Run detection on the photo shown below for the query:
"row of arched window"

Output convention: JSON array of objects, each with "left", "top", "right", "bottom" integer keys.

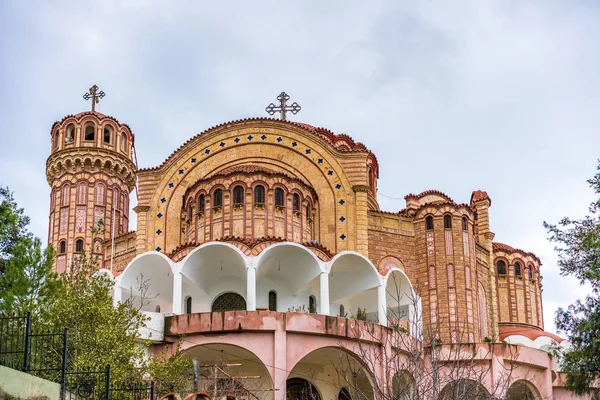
[
  {"left": 54, "top": 123, "right": 129, "bottom": 153},
  {"left": 190, "top": 186, "right": 312, "bottom": 218},
  {"left": 496, "top": 260, "right": 535, "bottom": 280},
  {"left": 57, "top": 239, "right": 84, "bottom": 254},
  {"left": 425, "top": 215, "right": 469, "bottom": 231},
  {"left": 54, "top": 182, "right": 126, "bottom": 210},
  {"left": 183, "top": 291, "right": 318, "bottom": 314}
]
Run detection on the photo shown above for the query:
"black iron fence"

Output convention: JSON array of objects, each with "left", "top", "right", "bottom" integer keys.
[{"left": 0, "top": 313, "right": 155, "bottom": 400}]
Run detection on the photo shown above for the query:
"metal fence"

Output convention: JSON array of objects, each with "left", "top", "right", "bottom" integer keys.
[{"left": 0, "top": 313, "right": 155, "bottom": 400}]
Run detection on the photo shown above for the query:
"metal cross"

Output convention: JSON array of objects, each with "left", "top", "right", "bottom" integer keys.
[
  {"left": 265, "top": 92, "right": 301, "bottom": 121},
  {"left": 83, "top": 85, "right": 106, "bottom": 112}
]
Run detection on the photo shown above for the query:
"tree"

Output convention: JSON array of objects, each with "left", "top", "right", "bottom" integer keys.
[
  {"left": 544, "top": 162, "right": 600, "bottom": 395},
  {"left": 148, "top": 340, "right": 191, "bottom": 395},
  {"left": 0, "top": 237, "right": 60, "bottom": 319},
  {"left": 0, "top": 187, "right": 32, "bottom": 273}
]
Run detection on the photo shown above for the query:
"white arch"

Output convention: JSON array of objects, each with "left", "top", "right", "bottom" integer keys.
[
  {"left": 178, "top": 242, "right": 248, "bottom": 314},
  {"left": 116, "top": 251, "right": 175, "bottom": 313},
  {"left": 94, "top": 268, "right": 115, "bottom": 280},
  {"left": 255, "top": 242, "right": 324, "bottom": 312},
  {"left": 328, "top": 251, "right": 383, "bottom": 323},
  {"left": 384, "top": 268, "right": 421, "bottom": 337}
]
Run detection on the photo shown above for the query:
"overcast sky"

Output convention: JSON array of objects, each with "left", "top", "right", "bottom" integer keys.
[{"left": 1, "top": 1, "right": 599, "bottom": 334}]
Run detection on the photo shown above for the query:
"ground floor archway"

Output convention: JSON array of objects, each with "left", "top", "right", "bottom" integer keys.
[{"left": 506, "top": 380, "right": 540, "bottom": 400}]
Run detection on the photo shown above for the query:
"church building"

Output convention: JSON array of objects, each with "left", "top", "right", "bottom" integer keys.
[{"left": 44, "top": 88, "right": 588, "bottom": 399}]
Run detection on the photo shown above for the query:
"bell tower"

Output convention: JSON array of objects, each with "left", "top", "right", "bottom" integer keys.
[{"left": 46, "top": 86, "right": 137, "bottom": 272}]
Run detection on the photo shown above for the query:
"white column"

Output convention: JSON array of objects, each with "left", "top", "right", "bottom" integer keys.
[
  {"left": 246, "top": 266, "right": 256, "bottom": 311},
  {"left": 112, "top": 285, "right": 122, "bottom": 307},
  {"left": 319, "top": 273, "right": 330, "bottom": 315},
  {"left": 172, "top": 271, "right": 183, "bottom": 314},
  {"left": 378, "top": 284, "right": 387, "bottom": 325}
]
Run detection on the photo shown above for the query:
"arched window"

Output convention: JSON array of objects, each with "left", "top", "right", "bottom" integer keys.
[
  {"left": 84, "top": 123, "right": 95, "bottom": 141},
  {"left": 185, "top": 296, "right": 192, "bottom": 314},
  {"left": 306, "top": 203, "right": 311, "bottom": 220},
  {"left": 309, "top": 295, "right": 316, "bottom": 313},
  {"left": 198, "top": 194, "right": 205, "bottom": 212},
  {"left": 528, "top": 265, "right": 534, "bottom": 280},
  {"left": 76, "top": 182, "right": 88, "bottom": 204},
  {"left": 95, "top": 182, "right": 106, "bottom": 205},
  {"left": 187, "top": 203, "right": 193, "bottom": 221},
  {"left": 120, "top": 133, "right": 127, "bottom": 153},
  {"left": 274, "top": 188, "right": 284, "bottom": 207},
  {"left": 59, "top": 240, "right": 66, "bottom": 254},
  {"left": 103, "top": 126, "right": 112, "bottom": 144},
  {"left": 75, "top": 239, "right": 84, "bottom": 252},
  {"left": 254, "top": 185, "right": 265, "bottom": 205},
  {"left": 61, "top": 184, "right": 71, "bottom": 206},
  {"left": 462, "top": 216, "right": 468, "bottom": 231},
  {"left": 338, "top": 388, "right": 351, "bottom": 400},
  {"left": 339, "top": 304, "right": 345, "bottom": 317},
  {"left": 233, "top": 185, "right": 245, "bottom": 205},
  {"left": 514, "top": 262, "right": 522, "bottom": 276},
  {"left": 268, "top": 291, "right": 277, "bottom": 311},
  {"left": 444, "top": 215, "right": 452, "bottom": 229},
  {"left": 65, "top": 124, "right": 75, "bottom": 143},
  {"left": 155, "top": 305, "right": 161, "bottom": 313},
  {"left": 293, "top": 193, "right": 300, "bottom": 212},
  {"left": 113, "top": 187, "right": 120, "bottom": 210},
  {"left": 496, "top": 260, "right": 507, "bottom": 276},
  {"left": 213, "top": 189, "right": 223, "bottom": 208},
  {"left": 53, "top": 131, "right": 59, "bottom": 150},
  {"left": 286, "top": 378, "right": 321, "bottom": 400},
  {"left": 212, "top": 292, "right": 247, "bottom": 312},
  {"left": 426, "top": 216, "right": 434, "bottom": 230}
]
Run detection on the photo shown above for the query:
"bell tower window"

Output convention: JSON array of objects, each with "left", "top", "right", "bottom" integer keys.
[
  {"left": 65, "top": 124, "right": 75, "bottom": 143},
  {"left": 84, "top": 124, "right": 95, "bottom": 141},
  {"left": 103, "top": 126, "right": 112, "bottom": 144}
]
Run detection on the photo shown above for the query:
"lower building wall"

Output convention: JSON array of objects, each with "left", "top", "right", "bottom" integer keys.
[{"left": 0, "top": 365, "right": 60, "bottom": 400}]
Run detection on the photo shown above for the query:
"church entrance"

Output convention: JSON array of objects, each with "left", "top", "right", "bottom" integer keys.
[{"left": 212, "top": 292, "right": 247, "bottom": 312}]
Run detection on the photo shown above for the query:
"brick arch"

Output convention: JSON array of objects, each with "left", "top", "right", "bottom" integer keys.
[{"left": 144, "top": 122, "right": 360, "bottom": 255}]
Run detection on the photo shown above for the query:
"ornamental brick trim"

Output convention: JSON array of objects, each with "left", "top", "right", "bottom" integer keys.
[{"left": 352, "top": 185, "right": 371, "bottom": 193}]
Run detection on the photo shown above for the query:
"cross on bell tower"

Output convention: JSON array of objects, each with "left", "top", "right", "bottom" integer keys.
[
  {"left": 83, "top": 85, "right": 106, "bottom": 112},
  {"left": 265, "top": 92, "right": 301, "bottom": 121}
]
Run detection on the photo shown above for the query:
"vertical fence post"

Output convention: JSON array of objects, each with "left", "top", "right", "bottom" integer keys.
[
  {"left": 23, "top": 312, "right": 31, "bottom": 372},
  {"left": 60, "top": 328, "right": 68, "bottom": 400},
  {"left": 150, "top": 381, "right": 155, "bottom": 400},
  {"left": 105, "top": 364, "right": 111, "bottom": 400}
]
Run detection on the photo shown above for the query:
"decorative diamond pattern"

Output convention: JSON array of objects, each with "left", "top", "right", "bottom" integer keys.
[
  {"left": 339, "top": 199, "right": 345, "bottom": 205},
  {"left": 305, "top": 149, "right": 311, "bottom": 154},
  {"left": 277, "top": 137, "right": 282, "bottom": 142},
  {"left": 169, "top": 183, "right": 174, "bottom": 188},
  {"left": 179, "top": 169, "right": 184, "bottom": 174},
  {"left": 220, "top": 142, "right": 225, "bottom": 147},
  {"left": 156, "top": 247, "right": 161, "bottom": 252},
  {"left": 157, "top": 213, "right": 163, "bottom": 218},
  {"left": 335, "top": 184, "right": 342, "bottom": 190},
  {"left": 318, "top": 159, "right": 323, "bottom": 164},
  {"left": 328, "top": 170, "right": 333, "bottom": 176},
  {"left": 156, "top": 229, "right": 162, "bottom": 235},
  {"left": 292, "top": 142, "right": 297, "bottom": 147},
  {"left": 247, "top": 135, "right": 253, "bottom": 141},
  {"left": 161, "top": 198, "right": 166, "bottom": 203},
  {"left": 205, "top": 149, "right": 210, "bottom": 154},
  {"left": 340, "top": 234, "right": 346, "bottom": 240},
  {"left": 234, "top": 138, "right": 240, "bottom": 143},
  {"left": 191, "top": 158, "right": 196, "bottom": 163},
  {"left": 261, "top": 135, "right": 267, "bottom": 140},
  {"left": 339, "top": 216, "right": 345, "bottom": 222}
]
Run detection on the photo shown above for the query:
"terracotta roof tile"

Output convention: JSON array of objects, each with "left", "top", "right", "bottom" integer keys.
[
  {"left": 493, "top": 242, "right": 541, "bottom": 264},
  {"left": 470, "top": 190, "right": 491, "bottom": 205}
]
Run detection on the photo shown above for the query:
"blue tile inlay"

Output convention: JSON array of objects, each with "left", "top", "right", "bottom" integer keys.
[
  {"left": 248, "top": 135, "right": 253, "bottom": 141},
  {"left": 157, "top": 213, "right": 163, "bottom": 218},
  {"left": 161, "top": 198, "right": 166, "bottom": 203},
  {"left": 156, "top": 229, "right": 162, "bottom": 235},
  {"left": 327, "top": 170, "right": 333, "bottom": 176},
  {"left": 318, "top": 159, "right": 323, "bottom": 164},
  {"left": 205, "top": 149, "right": 210, "bottom": 154},
  {"left": 220, "top": 142, "right": 225, "bottom": 147},
  {"left": 156, "top": 247, "right": 161, "bottom": 252},
  {"left": 168, "top": 183, "right": 174, "bottom": 188},
  {"left": 339, "top": 199, "right": 345, "bottom": 205},
  {"left": 277, "top": 137, "right": 283, "bottom": 142},
  {"left": 261, "top": 135, "right": 267, "bottom": 140},
  {"left": 335, "top": 184, "right": 341, "bottom": 190},
  {"left": 339, "top": 216, "right": 345, "bottom": 222},
  {"left": 305, "top": 149, "right": 311, "bottom": 154},
  {"left": 191, "top": 158, "right": 196, "bottom": 163},
  {"left": 292, "top": 142, "right": 297, "bottom": 147},
  {"left": 234, "top": 138, "right": 240, "bottom": 143},
  {"left": 178, "top": 169, "right": 184, "bottom": 174},
  {"left": 340, "top": 234, "right": 346, "bottom": 240}
]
